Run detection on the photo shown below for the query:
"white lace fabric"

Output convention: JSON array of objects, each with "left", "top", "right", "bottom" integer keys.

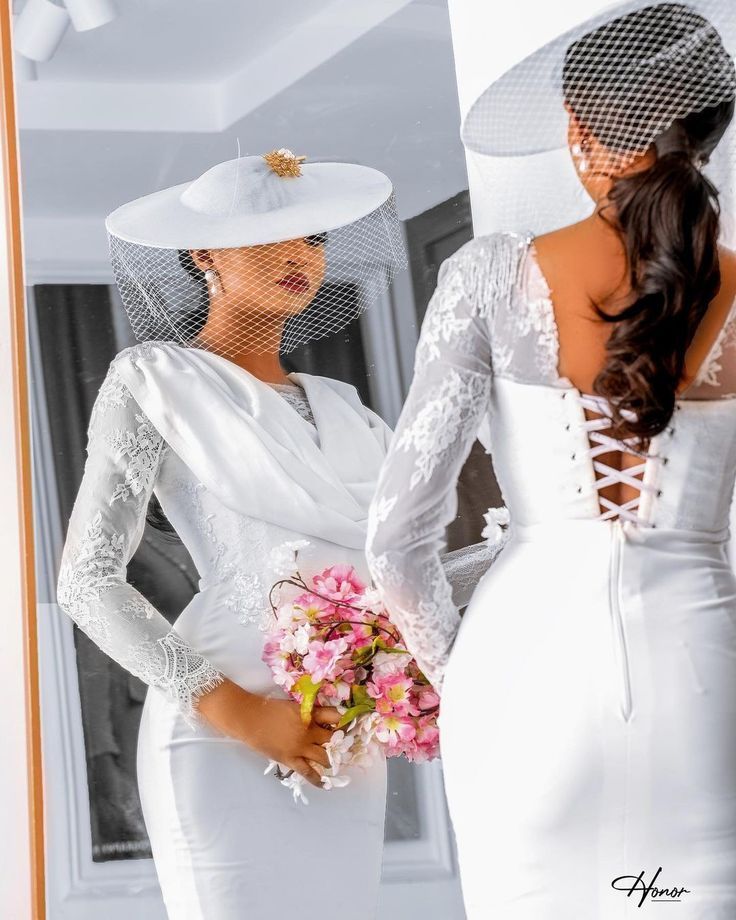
[
  {"left": 269, "top": 382, "right": 316, "bottom": 426},
  {"left": 56, "top": 364, "right": 226, "bottom": 724},
  {"left": 366, "top": 231, "right": 736, "bottom": 692}
]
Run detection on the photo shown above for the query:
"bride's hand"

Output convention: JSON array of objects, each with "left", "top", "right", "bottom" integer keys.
[{"left": 196, "top": 678, "right": 341, "bottom": 787}]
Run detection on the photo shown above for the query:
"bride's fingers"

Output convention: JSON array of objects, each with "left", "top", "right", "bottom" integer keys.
[
  {"left": 292, "top": 757, "right": 323, "bottom": 788},
  {"left": 312, "top": 706, "right": 341, "bottom": 726},
  {"left": 305, "top": 744, "right": 331, "bottom": 769},
  {"left": 308, "top": 724, "right": 334, "bottom": 745}
]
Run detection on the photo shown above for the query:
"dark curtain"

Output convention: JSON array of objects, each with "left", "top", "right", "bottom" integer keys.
[{"left": 35, "top": 284, "right": 197, "bottom": 861}]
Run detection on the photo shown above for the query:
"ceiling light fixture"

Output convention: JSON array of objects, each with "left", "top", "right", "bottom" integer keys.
[
  {"left": 13, "top": 0, "right": 118, "bottom": 62},
  {"left": 63, "top": 0, "right": 117, "bottom": 32},
  {"left": 13, "top": 0, "right": 69, "bottom": 63}
]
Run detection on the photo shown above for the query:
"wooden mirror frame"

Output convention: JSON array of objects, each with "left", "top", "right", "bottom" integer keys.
[{"left": 0, "top": 0, "right": 45, "bottom": 916}]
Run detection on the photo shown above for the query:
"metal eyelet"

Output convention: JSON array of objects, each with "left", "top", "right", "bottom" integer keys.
[
  {"left": 662, "top": 456, "right": 669, "bottom": 465},
  {"left": 565, "top": 423, "right": 570, "bottom": 431},
  {"left": 571, "top": 452, "right": 576, "bottom": 460},
  {"left": 561, "top": 392, "right": 568, "bottom": 399},
  {"left": 576, "top": 486, "right": 583, "bottom": 493},
  {"left": 657, "top": 489, "right": 663, "bottom": 497}
]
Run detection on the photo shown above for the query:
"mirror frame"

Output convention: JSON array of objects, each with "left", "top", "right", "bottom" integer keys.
[{"left": 0, "top": 1, "right": 45, "bottom": 916}]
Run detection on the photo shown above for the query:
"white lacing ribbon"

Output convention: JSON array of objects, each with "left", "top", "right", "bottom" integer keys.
[{"left": 577, "top": 393, "right": 663, "bottom": 526}]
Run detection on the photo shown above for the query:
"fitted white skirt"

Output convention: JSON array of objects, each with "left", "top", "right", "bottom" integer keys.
[
  {"left": 136, "top": 579, "right": 387, "bottom": 920},
  {"left": 438, "top": 518, "right": 736, "bottom": 920}
]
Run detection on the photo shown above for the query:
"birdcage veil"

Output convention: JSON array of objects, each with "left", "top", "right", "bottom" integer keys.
[
  {"left": 105, "top": 150, "right": 407, "bottom": 357},
  {"left": 460, "top": 1, "right": 736, "bottom": 242}
]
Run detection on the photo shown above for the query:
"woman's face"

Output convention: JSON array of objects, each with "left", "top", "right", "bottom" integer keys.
[{"left": 191, "top": 234, "right": 327, "bottom": 319}]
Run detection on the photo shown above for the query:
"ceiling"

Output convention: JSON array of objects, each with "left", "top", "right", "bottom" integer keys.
[{"left": 16, "top": 0, "right": 469, "bottom": 281}]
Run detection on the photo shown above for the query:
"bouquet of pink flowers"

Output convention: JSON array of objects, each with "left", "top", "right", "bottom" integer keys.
[{"left": 262, "top": 561, "right": 440, "bottom": 803}]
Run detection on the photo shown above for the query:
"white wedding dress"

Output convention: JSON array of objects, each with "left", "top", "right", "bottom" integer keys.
[
  {"left": 56, "top": 340, "right": 399, "bottom": 920},
  {"left": 367, "top": 231, "right": 736, "bottom": 919}
]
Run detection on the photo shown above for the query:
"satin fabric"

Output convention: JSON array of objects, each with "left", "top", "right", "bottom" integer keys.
[
  {"left": 438, "top": 379, "right": 736, "bottom": 919},
  {"left": 115, "top": 341, "right": 391, "bottom": 550},
  {"left": 114, "top": 342, "right": 391, "bottom": 919}
]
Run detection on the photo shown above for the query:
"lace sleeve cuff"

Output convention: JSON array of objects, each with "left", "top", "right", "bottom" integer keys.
[{"left": 157, "top": 631, "right": 227, "bottom": 725}]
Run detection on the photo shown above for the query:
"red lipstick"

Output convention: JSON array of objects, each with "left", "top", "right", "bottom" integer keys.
[{"left": 278, "top": 272, "right": 310, "bottom": 294}]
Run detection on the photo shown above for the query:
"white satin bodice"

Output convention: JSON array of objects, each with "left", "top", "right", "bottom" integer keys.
[
  {"left": 488, "top": 377, "right": 736, "bottom": 535},
  {"left": 153, "top": 444, "right": 368, "bottom": 634}
]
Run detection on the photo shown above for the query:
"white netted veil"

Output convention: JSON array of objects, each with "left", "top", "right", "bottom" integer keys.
[
  {"left": 105, "top": 150, "right": 407, "bottom": 357},
  {"left": 460, "top": 1, "right": 736, "bottom": 244}
]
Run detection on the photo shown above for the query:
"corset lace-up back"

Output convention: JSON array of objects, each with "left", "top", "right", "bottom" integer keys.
[
  {"left": 367, "top": 231, "right": 736, "bottom": 691},
  {"left": 574, "top": 391, "right": 666, "bottom": 526}
]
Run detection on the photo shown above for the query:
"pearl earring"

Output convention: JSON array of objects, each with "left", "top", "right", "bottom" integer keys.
[
  {"left": 204, "top": 269, "right": 220, "bottom": 296},
  {"left": 571, "top": 143, "right": 588, "bottom": 173}
]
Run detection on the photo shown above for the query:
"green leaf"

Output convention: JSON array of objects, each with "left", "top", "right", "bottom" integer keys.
[
  {"left": 354, "top": 642, "right": 378, "bottom": 665},
  {"left": 352, "top": 684, "right": 372, "bottom": 707},
  {"left": 293, "top": 674, "right": 323, "bottom": 725},
  {"left": 337, "top": 703, "right": 374, "bottom": 729},
  {"left": 374, "top": 639, "right": 408, "bottom": 654}
]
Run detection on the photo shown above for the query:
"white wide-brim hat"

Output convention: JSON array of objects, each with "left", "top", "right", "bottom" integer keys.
[
  {"left": 458, "top": 1, "right": 736, "bottom": 243},
  {"left": 104, "top": 149, "right": 406, "bottom": 356},
  {"left": 461, "top": 0, "right": 736, "bottom": 158},
  {"left": 105, "top": 151, "right": 394, "bottom": 249}
]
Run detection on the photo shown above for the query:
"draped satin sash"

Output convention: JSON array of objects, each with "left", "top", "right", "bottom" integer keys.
[{"left": 114, "top": 342, "right": 391, "bottom": 549}]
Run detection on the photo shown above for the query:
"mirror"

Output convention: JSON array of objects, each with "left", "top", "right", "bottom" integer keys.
[{"left": 15, "top": 1, "right": 499, "bottom": 916}]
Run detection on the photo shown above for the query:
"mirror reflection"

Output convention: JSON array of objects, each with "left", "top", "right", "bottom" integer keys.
[{"left": 17, "top": 2, "right": 498, "bottom": 916}]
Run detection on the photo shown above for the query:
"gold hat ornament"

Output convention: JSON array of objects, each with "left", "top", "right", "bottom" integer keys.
[{"left": 262, "top": 148, "right": 307, "bottom": 178}]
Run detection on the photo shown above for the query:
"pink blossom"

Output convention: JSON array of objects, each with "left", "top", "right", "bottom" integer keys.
[
  {"left": 371, "top": 649, "right": 411, "bottom": 679},
  {"left": 262, "top": 636, "right": 283, "bottom": 665},
  {"left": 318, "top": 679, "right": 352, "bottom": 703},
  {"left": 279, "top": 624, "right": 312, "bottom": 656},
  {"left": 293, "top": 592, "right": 337, "bottom": 620},
  {"left": 416, "top": 689, "right": 440, "bottom": 711},
  {"left": 312, "top": 564, "right": 366, "bottom": 602},
  {"left": 367, "top": 674, "right": 418, "bottom": 717},
  {"left": 347, "top": 621, "right": 374, "bottom": 645},
  {"left": 302, "top": 637, "right": 350, "bottom": 682},
  {"left": 275, "top": 601, "right": 308, "bottom": 629},
  {"left": 415, "top": 719, "right": 440, "bottom": 748},
  {"left": 271, "top": 662, "right": 298, "bottom": 691},
  {"left": 263, "top": 561, "right": 442, "bottom": 799},
  {"left": 374, "top": 714, "right": 417, "bottom": 746}
]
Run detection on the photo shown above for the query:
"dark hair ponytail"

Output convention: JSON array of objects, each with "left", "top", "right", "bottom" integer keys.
[
  {"left": 146, "top": 493, "right": 178, "bottom": 535},
  {"left": 592, "top": 99, "right": 734, "bottom": 449}
]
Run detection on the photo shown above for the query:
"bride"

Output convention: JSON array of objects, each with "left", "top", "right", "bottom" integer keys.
[
  {"left": 368, "top": 2, "right": 736, "bottom": 916},
  {"left": 56, "top": 148, "right": 407, "bottom": 918}
]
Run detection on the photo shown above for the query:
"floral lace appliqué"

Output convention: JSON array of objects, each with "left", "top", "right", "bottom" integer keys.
[
  {"left": 693, "top": 313, "right": 736, "bottom": 389},
  {"left": 57, "top": 510, "right": 126, "bottom": 641},
  {"left": 395, "top": 369, "right": 490, "bottom": 489},
  {"left": 178, "top": 479, "right": 304, "bottom": 631},
  {"left": 88, "top": 365, "right": 133, "bottom": 435},
  {"left": 108, "top": 413, "right": 164, "bottom": 504}
]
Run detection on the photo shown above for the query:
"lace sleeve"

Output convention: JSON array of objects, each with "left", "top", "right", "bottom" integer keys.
[
  {"left": 56, "top": 361, "right": 226, "bottom": 724},
  {"left": 366, "top": 242, "right": 495, "bottom": 693}
]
